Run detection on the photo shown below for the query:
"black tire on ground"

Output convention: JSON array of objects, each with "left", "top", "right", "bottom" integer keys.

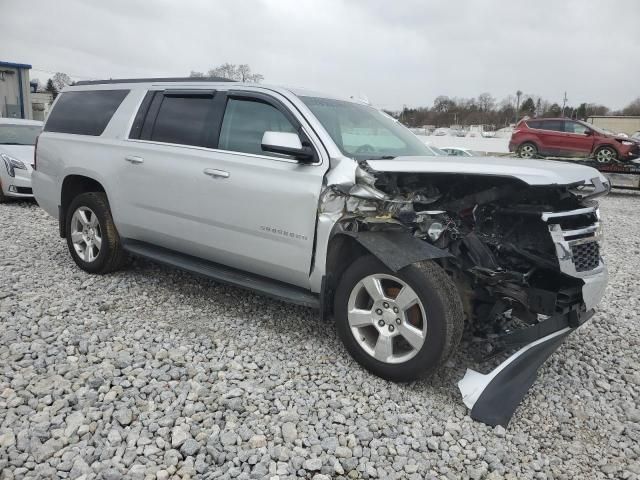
[
  {"left": 333, "top": 255, "right": 464, "bottom": 382},
  {"left": 517, "top": 142, "right": 538, "bottom": 159},
  {"left": 65, "top": 192, "right": 128, "bottom": 274},
  {"left": 0, "top": 187, "right": 7, "bottom": 203},
  {"left": 594, "top": 146, "right": 618, "bottom": 164}
]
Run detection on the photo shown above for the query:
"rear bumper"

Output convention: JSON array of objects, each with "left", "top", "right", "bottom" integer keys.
[{"left": 458, "top": 307, "right": 596, "bottom": 426}]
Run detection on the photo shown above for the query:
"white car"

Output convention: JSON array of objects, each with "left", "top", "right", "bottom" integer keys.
[
  {"left": 423, "top": 144, "right": 449, "bottom": 156},
  {"left": 0, "top": 118, "right": 43, "bottom": 202},
  {"left": 442, "top": 147, "right": 485, "bottom": 157}
]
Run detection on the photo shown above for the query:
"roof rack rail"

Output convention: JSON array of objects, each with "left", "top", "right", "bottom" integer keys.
[{"left": 74, "top": 77, "right": 235, "bottom": 86}]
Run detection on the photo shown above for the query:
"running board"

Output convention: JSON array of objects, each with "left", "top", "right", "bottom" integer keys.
[{"left": 122, "top": 240, "right": 320, "bottom": 308}]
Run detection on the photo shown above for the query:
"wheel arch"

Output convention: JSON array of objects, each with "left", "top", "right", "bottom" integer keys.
[
  {"left": 594, "top": 143, "right": 620, "bottom": 157},
  {"left": 321, "top": 229, "right": 451, "bottom": 318},
  {"left": 59, "top": 175, "right": 107, "bottom": 238},
  {"left": 518, "top": 140, "right": 539, "bottom": 152}
]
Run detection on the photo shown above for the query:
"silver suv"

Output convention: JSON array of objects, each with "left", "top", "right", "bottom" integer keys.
[{"left": 33, "top": 78, "right": 609, "bottom": 425}]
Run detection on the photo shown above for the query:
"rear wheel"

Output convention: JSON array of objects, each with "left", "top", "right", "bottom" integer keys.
[
  {"left": 66, "top": 192, "right": 128, "bottom": 274},
  {"left": 595, "top": 146, "right": 617, "bottom": 164},
  {"left": 334, "top": 255, "right": 464, "bottom": 382},
  {"left": 517, "top": 142, "right": 538, "bottom": 159}
]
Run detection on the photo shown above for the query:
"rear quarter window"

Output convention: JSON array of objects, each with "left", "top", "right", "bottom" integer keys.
[
  {"left": 44, "top": 90, "right": 129, "bottom": 136},
  {"left": 539, "top": 120, "right": 563, "bottom": 132}
]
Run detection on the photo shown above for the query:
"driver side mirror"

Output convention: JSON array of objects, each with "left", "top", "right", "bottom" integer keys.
[
  {"left": 261, "top": 131, "right": 315, "bottom": 163},
  {"left": 584, "top": 129, "right": 593, "bottom": 136}
]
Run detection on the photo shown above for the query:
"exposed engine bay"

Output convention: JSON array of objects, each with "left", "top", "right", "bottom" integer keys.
[{"left": 322, "top": 161, "right": 607, "bottom": 358}]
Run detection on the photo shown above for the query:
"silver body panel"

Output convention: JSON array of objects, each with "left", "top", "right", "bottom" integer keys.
[{"left": 367, "top": 155, "right": 609, "bottom": 186}]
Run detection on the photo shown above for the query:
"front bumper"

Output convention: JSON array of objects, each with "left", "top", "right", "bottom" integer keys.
[
  {"left": 0, "top": 168, "right": 33, "bottom": 198},
  {"left": 458, "top": 306, "right": 597, "bottom": 426}
]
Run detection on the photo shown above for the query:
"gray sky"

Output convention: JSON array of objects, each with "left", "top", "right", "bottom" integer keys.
[{"left": 1, "top": 0, "right": 639, "bottom": 110}]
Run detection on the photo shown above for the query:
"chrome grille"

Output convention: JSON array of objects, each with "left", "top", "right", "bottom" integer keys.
[
  {"left": 542, "top": 206, "right": 603, "bottom": 277},
  {"left": 571, "top": 241, "right": 600, "bottom": 272}
]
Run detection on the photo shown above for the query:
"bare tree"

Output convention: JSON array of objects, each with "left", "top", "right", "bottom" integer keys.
[
  {"left": 45, "top": 79, "right": 58, "bottom": 99},
  {"left": 477, "top": 93, "right": 495, "bottom": 112},
  {"left": 193, "top": 63, "right": 264, "bottom": 82},
  {"left": 51, "top": 72, "right": 72, "bottom": 92},
  {"left": 237, "top": 64, "right": 264, "bottom": 83},
  {"left": 623, "top": 98, "right": 640, "bottom": 116}
]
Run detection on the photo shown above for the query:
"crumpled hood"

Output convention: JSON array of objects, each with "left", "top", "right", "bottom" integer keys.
[
  {"left": 0, "top": 145, "right": 35, "bottom": 168},
  {"left": 366, "top": 156, "right": 607, "bottom": 186}
]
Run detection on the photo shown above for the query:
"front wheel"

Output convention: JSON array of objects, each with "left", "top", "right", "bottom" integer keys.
[
  {"left": 334, "top": 255, "right": 464, "bottom": 382},
  {"left": 594, "top": 146, "right": 618, "bottom": 164}
]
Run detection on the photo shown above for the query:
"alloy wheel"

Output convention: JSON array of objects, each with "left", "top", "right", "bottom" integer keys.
[
  {"left": 596, "top": 148, "right": 615, "bottom": 163},
  {"left": 70, "top": 206, "right": 102, "bottom": 262},
  {"left": 519, "top": 144, "right": 536, "bottom": 158},
  {"left": 347, "top": 274, "right": 427, "bottom": 364}
]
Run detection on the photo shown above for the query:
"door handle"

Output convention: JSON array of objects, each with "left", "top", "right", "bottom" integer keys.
[
  {"left": 203, "top": 168, "right": 230, "bottom": 179},
  {"left": 125, "top": 155, "right": 144, "bottom": 164}
]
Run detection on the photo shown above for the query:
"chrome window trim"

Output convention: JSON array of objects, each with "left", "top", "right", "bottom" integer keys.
[{"left": 125, "top": 137, "right": 324, "bottom": 166}]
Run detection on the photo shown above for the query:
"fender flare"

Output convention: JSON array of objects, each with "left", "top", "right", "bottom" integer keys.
[
  {"left": 335, "top": 229, "right": 451, "bottom": 272},
  {"left": 594, "top": 143, "right": 620, "bottom": 158}
]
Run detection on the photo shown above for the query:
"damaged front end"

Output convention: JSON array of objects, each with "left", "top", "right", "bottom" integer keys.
[{"left": 320, "top": 159, "right": 609, "bottom": 426}]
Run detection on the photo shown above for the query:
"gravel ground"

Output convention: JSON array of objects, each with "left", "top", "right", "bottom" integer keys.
[{"left": 0, "top": 192, "right": 638, "bottom": 480}]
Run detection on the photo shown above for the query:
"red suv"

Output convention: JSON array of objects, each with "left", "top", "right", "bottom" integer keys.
[{"left": 509, "top": 118, "right": 640, "bottom": 163}]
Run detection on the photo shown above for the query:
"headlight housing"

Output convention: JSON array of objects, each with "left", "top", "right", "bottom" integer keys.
[
  {"left": 621, "top": 141, "right": 634, "bottom": 146},
  {"left": 1, "top": 153, "right": 27, "bottom": 177}
]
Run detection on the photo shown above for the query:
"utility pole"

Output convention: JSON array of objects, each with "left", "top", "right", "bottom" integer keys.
[
  {"left": 515, "top": 90, "right": 522, "bottom": 125},
  {"left": 561, "top": 92, "right": 568, "bottom": 117}
]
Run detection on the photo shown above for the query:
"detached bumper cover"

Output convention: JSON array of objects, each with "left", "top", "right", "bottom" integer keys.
[{"left": 458, "top": 263, "right": 606, "bottom": 427}]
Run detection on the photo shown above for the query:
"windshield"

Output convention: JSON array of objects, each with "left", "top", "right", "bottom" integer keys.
[
  {"left": 0, "top": 125, "right": 41, "bottom": 145},
  {"left": 300, "top": 96, "right": 436, "bottom": 159}
]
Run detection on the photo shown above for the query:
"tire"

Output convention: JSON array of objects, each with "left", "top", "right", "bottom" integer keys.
[
  {"left": 334, "top": 255, "right": 464, "bottom": 382},
  {"left": 517, "top": 142, "right": 538, "bottom": 159},
  {"left": 65, "top": 192, "right": 128, "bottom": 274},
  {"left": 0, "top": 186, "right": 8, "bottom": 203},
  {"left": 594, "top": 146, "right": 617, "bottom": 164}
]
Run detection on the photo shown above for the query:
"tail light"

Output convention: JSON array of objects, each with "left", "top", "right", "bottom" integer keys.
[{"left": 33, "top": 134, "right": 39, "bottom": 170}]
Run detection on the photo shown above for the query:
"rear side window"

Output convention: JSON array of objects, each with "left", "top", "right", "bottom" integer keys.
[
  {"left": 44, "top": 90, "right": 129, "bottom": 136},
  {"left": 539, "top": 120, "right": 563, "bottom": 132},
  {"left": 150, "top": 95, "right": 217, "bottom": 147},
  {"left": 218, "top": 98, "right": 297, "bottom": 156}
]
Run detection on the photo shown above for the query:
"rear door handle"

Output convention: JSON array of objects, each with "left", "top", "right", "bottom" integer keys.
[
  {"left": 203, "top": 168, "right": 230, "bottom": 179},
  {"left": 125, "top": 155, "right": 144, "bottom": 164}
]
